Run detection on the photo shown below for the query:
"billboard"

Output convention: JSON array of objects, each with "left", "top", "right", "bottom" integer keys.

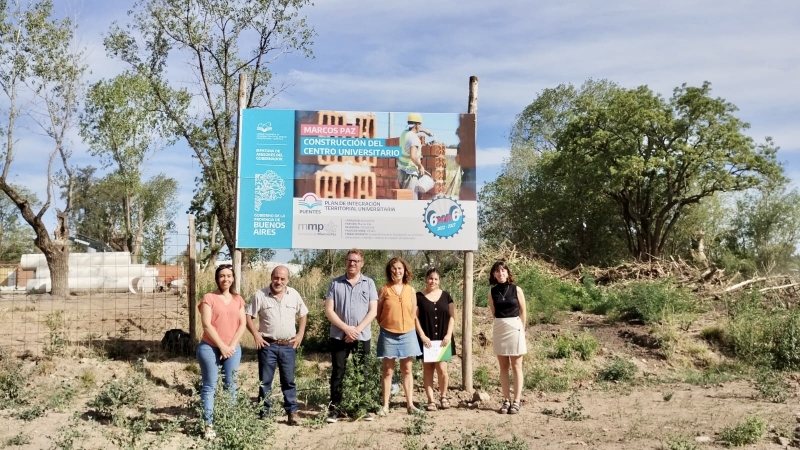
[{"left": 236, "top": 109, "right": 477, "bottom": 250}]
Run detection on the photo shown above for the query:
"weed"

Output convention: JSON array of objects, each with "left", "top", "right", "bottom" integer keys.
[
  {"left": 5, "top": 432, "right": 32, "bottom": 446},
  {"left": 47, "top": 418, "right": 88, "bottom": 450},
  {"left": 474, "top": 365, "right": 493, "bottom": 389},
  {"left": 44, "top": 311, "right": 68, "bottom": 357},
  {"left": 599, "top": 280, "right": 700, "bottom": 325},
  {"left": 13, "top": 404, "right": 44, "bottom": 421},
  {"left": 105, "top": 406, "right": 181, "bottom": 450},
  {"left": 549, "top": 331, "right": 599, "bottom": 360},
  {"left": 753, "top": 369, "right": 789, "bottom": 403},
  {"left": 338, "top": 352, "right": 382, "bottom": 419},
  {"left": 662, "top": 434, "right": 699, "bottom": 450},
  {"left": 662, "top": 391, "right": 674, "bottom": 402},
  {"left": 189, "top": 375, "right": 276, "bottom": 450},
  {"left": 45, "top": 381, "right": 78, "bottom": 411},
  {"left": 86, "top": 371, "right": 147, "bottom": 420},
  {"left": 184, "top": 362, "right": 200, "bottom": 375},
  {"left": 717, "top": 416, "right": 766, "bottom": 446},
  {"left": 303, "top": 403, "right": 329, "bottom": 430},
  {"left": 541, "top": 390, "right": 588, "bottom": 421},
  {"left": 79, "top": 368, "right": 96, "bottom": 389},
  {"left": 0, "top": 354, "right": 28, "bottom": 409},
  {"left": 437, "top": 428, "right": 528, "bottom": 450},
  {"left": 404, "top": 410, "right": 434, "bottom": 436},
  {"left": 524, "top": 365, "right": 573, "bottom": 392},
  {"left": 597, "top": 357, "right": 637, "bottom": 382}
]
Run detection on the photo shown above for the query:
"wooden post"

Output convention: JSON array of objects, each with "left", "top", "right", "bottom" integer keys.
[
  {"left": 462, "top": 75, "right": 478, "bottom": 393},
  {"left": 233, "top": 73, "right": 246, "bottom": 295},
  {"left": 188, "top": 214, "right": 198, "bottom": 345}
]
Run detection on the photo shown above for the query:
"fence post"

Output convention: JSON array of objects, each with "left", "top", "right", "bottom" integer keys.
[
  {"left": 462, "top": 75, "right": 478, "bottom": 393},
  {"left": 188, "top": 214, "right": 198, "bottom": 345}
]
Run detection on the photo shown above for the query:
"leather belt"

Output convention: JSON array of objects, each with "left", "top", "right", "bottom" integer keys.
[{"left": 265, "top": 337, "right": 291, "bottom": 346}]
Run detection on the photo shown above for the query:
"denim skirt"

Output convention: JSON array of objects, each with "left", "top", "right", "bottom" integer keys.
[{"left": 377, "top": 328, "right": 422, "bottom": 359}]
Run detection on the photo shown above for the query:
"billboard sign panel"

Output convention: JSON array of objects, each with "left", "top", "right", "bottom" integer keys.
[{"left": 236, "top": 109, "right": 477, "bottom": 250}]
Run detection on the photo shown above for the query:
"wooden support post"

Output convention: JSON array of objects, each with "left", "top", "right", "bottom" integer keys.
[
  {"left": 188, "top": 214, "right": 198, "bottom": 345},
  {"left": 233, "top": 73, "right": 246, "bottom": 294},
  {"left": 462, "top": 75, "right": 478, "bottom": 393}
]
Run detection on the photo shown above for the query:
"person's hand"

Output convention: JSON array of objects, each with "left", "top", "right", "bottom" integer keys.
[
  {"left": 289, "top": 333, "right": 304, "bottom": 349},
  {"left": 220, "top": 344, "right": 234, "bottom": 359},
  {"left": 346, "top": 325, "right": 360, "bottom": 341},
  {"left": 422, "top": 129, "right": 433, "bottom": 137},
  {"left": 441, "top": 335, "right": 451, "bottom": 348},
  {"left": 253, "top": 334, "right": 268, "bottom": 349},
  {"left": 421, "top": 336, "right": 432, "bottom": 348}
]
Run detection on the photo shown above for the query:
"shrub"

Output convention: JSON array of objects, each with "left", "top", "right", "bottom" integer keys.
[
  {"left": 597, "top": 357, "right": 637, "bottom": 382},
  {"left": 337, "top": 352, "right": 382, "bottom": 419},
  {"left": 753, "top": 369, "right": 789, "bottom": 403},
  {"left": 0, "top": 352, "right": 28, "bottom": 409},
  {"left": 437, "top": 428, "right": 528, "bottom": 450},
  {"left": 717, "top": 416, "right": 766, "bottom": 447},
  {"left": 524, "top": 365, "right": 573, "bottom": 393},
  {"left": 474, "top": 365, "right": 493, "bottom": 389},
  {"left": 549, "top": 331, "right": 599, "bottom": 360},
  {"left": 600, "top": 280, "right": 699, "bottom": 324},
  {"left": 87, "top": 371, "right": 147, "bottom": 420},
  {"left": 301, "top": 305, "right": 330, "bottom": 353},
  {"left": 190, "top": 375, "right": 276, "bottom": 450}
]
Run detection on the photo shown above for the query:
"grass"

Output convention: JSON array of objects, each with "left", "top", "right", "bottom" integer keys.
[
  {"left": 549, "top": 330, "right": 599, "bottom": 360},
  {"left": 717, "top": 416, "right": 766, "bottom": 447},
  {"left": 597, "top": 357, "right": 637, "bottom": 382}
]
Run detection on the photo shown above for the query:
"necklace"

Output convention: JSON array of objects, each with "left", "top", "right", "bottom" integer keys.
[{"left": 498, "top": 284, "right": 511, "bottom": 302}]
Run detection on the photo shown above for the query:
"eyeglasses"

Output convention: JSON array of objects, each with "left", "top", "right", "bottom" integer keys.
[
  {"left": 346, "top": 259, "right": 362, "bottom": 264},
  {"left": 218, "top": 264, "right": 233, "bottom": 269}
]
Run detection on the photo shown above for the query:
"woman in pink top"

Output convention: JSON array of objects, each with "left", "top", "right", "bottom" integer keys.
[{"left": 196, "top": 264, "right": 246, "bottom": 440}]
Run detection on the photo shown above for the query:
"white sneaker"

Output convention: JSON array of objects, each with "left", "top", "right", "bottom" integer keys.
[{"left": 204, "top": 425, "right": 216, "bottom": 440}]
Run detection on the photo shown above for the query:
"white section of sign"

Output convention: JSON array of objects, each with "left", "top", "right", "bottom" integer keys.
[{"left": 292, "top": 199, "right": 478, "bottom": 250}]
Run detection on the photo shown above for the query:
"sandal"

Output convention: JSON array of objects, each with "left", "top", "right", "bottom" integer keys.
[
  {"left": 508, "top": 401, "right": 521, "bottom": 415},
  {"left": 499, "top": 399, "right": 511, "bottom": 414},
  {"left": 440, "top": 397, "right": 451, "bottom": 410},
  {"left": 426, "top": 402, "right": 438, "bottom": 412}
]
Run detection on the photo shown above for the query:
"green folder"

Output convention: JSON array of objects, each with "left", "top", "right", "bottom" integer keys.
[{"left": 423, "top": 340, "right": 452, "bottom": 362}]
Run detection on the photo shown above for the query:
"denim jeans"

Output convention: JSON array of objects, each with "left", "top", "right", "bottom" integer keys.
[
  {"left": 329, "top": 338, "right": 371, "bottom": 408},
  {"left": 196, "top": 341, "right": 242, "bottom": 425},
  {"left": 257, "top": 343, "right": 298, "bottom": 415}
]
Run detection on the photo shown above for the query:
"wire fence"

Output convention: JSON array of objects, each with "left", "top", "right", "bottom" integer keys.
[{"left": 0, "top": 231, "right": 193, "bottom": 357}]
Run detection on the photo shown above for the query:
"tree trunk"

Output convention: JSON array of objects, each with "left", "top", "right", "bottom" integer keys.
[{"left": 49, "top": 210, "right": 71, "bottom": 297}]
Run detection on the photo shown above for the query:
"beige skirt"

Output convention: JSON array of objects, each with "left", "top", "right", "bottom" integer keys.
[{"left": 493, "top": 317, "right": 527, "bottom": 356}]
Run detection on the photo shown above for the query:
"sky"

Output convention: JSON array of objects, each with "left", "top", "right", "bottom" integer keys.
[{"left": 4, "top": 0, "right": 799, "bottom": 263}]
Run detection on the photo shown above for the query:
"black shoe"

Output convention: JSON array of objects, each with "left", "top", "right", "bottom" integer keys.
[
  {"left": 325, "top": 410, "right": 339, "bottom": 423},
  {"left": 287, "top": 412, "right": 298, "bottom": 426},
  {"left": 259, "top": 410, "right": 271, "bottom": 420}
]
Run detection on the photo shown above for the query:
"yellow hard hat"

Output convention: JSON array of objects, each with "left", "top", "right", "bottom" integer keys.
[{"left": 407, "top": 113, "right": 423, "bottom": 124}]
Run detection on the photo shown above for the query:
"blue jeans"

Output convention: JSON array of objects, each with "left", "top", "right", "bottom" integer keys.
[
  {"left": 196, "top": 341, "right": 242, "bottom": 425},
  {"left": 257, "top": 343, "right": 297, "bottom": 415}
]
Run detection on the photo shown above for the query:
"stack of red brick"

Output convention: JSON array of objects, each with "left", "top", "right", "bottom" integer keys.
[{"left": 419, "top": 142, "right": 447, "bottom": 200}]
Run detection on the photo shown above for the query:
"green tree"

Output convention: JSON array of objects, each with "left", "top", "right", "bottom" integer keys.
[
  {"left": 104, "top": 0, "right": 315, "bottom": 262},
  {"left": 0, "top": 186, "right": 39, "bottom": 262},
  {"left": 0, "top": 0, "right": 85, "bottom": 297},
  {"left": 487, "top": 80, "right": 785, "bottom": 264},
  {"left": 719, "top": 182, "right": 800, "bottom": 274},
  {"left": 80, "top": 71, "right": 184, "bottom": 262},
  {"left": 480, "top": 80, "right": 629, "bottom": 266}
]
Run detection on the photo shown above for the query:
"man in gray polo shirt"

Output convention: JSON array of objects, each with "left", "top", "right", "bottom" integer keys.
[
  {"left": 246, "top": 265, "right": 308, "bottom": 425},
  {"left": 324, "top": 248, "right": 378, "bottom": 423}
]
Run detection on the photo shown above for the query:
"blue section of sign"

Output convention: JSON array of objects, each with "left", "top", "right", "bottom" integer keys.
[
  {"left": 423, "top": 197, "right": 465, "bottom": 239},
  {"left": 299, "top": 137, "right": 401, "bottom": 158},
  {"left": 236, "top": 109, "right": 295, "bottom": 249}
]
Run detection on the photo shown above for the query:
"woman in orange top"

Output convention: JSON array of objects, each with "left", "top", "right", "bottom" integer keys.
[
  {"left": 196, "top": 264, "right": 246, "bottom": 440},
  {"left": 376, "top": 257, "right": 421, "bottom": 415}
]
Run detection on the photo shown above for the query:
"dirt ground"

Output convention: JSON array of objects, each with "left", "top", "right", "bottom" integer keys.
[{"left": 1, "top": 292, "right": 798, "bottom": 449}]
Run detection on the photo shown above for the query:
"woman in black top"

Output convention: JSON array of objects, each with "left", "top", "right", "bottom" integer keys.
[
  {"left": 488, "top": 261, "right": 527, "bottom": 415},
  {"left": 415, "top": 268, "right": 455, "bottom": 411}
]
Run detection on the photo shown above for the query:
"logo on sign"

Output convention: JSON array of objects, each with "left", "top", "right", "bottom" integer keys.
[
  {"left": 422, "top": 196, "right": 464, "bottom": 239},
  {"left": 298, "top": 193, "right": 322, "bottom": 209},
  {"left": 297, "top": 221, "right": 338, "bottom": 236},
  {"left": 256, "top": 122, "right": 273, "bottom": 133}
]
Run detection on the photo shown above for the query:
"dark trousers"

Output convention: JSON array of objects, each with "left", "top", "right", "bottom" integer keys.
[
  {"left": 329, "top": 338, "right": 370, "bottom": 408},
  {"left": 257, "top": 344, "right": 297, "bottom": 415}
]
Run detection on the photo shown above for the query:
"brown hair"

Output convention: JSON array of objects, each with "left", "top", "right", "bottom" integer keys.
[
  {"left": 385, "top": 257, "right": 413, "bottom": 284},
  {"left": 214, "top": 264, "right": 238, "bottom": 295},
  {"left": 346, "top": 248, "right": 364, "bottom": 261},
  {"left": 488, "top": 260, "right": 514, "bottom": 285}
]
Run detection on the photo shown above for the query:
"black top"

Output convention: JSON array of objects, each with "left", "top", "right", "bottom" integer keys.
[
  {"left": 416, "top": 290, "right": 456, "bottom": 354},
  {"left": 491, "top": 283, "right": 520, "bottom": 318}
]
